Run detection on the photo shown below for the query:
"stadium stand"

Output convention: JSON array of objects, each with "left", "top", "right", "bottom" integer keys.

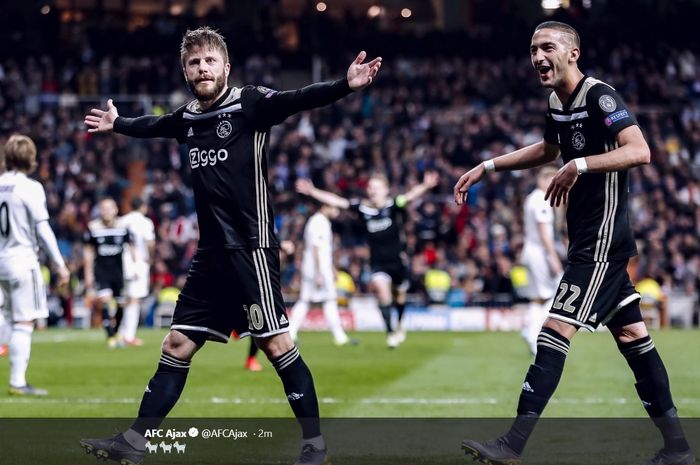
[{"left": 0, "top": 4, "right": 699, "bottom": 327}]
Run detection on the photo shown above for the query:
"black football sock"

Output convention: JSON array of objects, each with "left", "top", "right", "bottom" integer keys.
[
  {"left": 272, "top": 346, "right": 321, "bottom": 439},
  {"left": 379, "top": 304, "right": 393, "bottom": 333},
  {"left": 618, "top": 336, "right": 690, "bottom": 452},
  {"left": 504, "top": 327, "right": 570, "bottom": 455},
  {"left": 131, "top": 353, "right": 191, "bottom": 436},
  {"left": 249, "top": 339, "right": 259, "bottom": 358},
  {"left": 101, "top": 303, "right": 116, "bottom": 338},
  {"left": 395, "top": 302, "right": 406, "bottom": 323},
  {"left": 115, "top": 305, "right": 124, "bottom": 329}
]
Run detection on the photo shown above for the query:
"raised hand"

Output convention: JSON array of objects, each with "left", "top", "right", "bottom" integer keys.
[
  {"left": 85, "top": 99, "right": 119, "bottom": 133},
  {"left": 453, "top": 164, "right": 486, "bottom": 205},
  {"left": 423, "top": 171, "right": 440, "bottom": 188},
  {"left": 295, "top": 178, "right": 316, "bottom": 196},
  {"left": 347, "top": 51, "right": 382, "bottom": 91}
]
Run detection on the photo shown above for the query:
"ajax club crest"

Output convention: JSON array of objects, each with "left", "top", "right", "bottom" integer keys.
[{"left": 216, "top": 120, "right": 232, "bottom": 139}]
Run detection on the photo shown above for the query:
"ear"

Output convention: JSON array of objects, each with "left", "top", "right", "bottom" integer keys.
[
  {"left": 224, "top": 62, "right": 231, "bottom": 80},
  {"left": 569, "top": 47, "right": 580, "bottom": 64}
]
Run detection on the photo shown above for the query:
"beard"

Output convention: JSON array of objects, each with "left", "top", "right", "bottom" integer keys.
[{"left": 187, "top": 72, "right": 227, "bottom": 101}]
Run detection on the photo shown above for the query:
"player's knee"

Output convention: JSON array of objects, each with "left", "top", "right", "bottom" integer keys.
[
  {"left": 612, "top": 321, "right": 648, "bottom": 344},
  {"left": 257, "top": 332, "right": 294, "bottom": 359},
  {"left": 542, "top": 317, "right": 577, "bottom": 341},
  {"left": 161, "top": 330, "right": 199, "bottom": 361}
]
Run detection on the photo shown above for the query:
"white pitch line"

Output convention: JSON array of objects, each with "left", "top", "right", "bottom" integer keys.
[
  {"left": 32, "top": 333, "right": 105, "bottom": 343},
  {"left": 0, "top": 397, "right": 697, "bottom": 406}
]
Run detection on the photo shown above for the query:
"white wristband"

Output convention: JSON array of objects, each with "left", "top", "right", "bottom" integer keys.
[
  {"left": 574, "top": 157, "right": 588, "bottom": 175},
  {"left": 483, "top": 160, "right": 496, "bottom": 173}
]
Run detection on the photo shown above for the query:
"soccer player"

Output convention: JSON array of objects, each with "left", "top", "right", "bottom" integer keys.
[
  {"left": 119, "top": 197, "right": 156, "bottom": 346},
  {"left": 455, "top": 22, "right": 694, "bottom": 465},
  {"left": 0, "top": 135, "right": 70, "bottom": 396},
  {"left": 289, "top": 202, "right": 354, "bottom": 346},
  {"left": 296, "top": 171, "right": 439, "bottom": 348},
  {"left": 520, "top": 166, "right": 562, "bottom": 355},
  {"left": 81, "top": 27, "right": 381, "bottom": 465},
  {"left": 83, "top": 198, "right": 135, "bottom": 348}
]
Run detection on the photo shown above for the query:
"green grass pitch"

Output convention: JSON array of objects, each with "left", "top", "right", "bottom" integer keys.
[{"left": 0, "top": 328, "right": 698, "bottom": 418}]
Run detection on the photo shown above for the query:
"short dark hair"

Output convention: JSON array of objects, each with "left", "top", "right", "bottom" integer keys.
[
  {"left": 535, "top": 21, "right": 580, "bottom": 48},
  {"left": 180, "top": 27, "right": 229, "bottom": 66},
  {"left": 130, "top": 196, "right": 145, "bottom": 211}
]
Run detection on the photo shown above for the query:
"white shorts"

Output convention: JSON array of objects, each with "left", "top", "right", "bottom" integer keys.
[
  {"left": 0, "top": 262, "right": 48, "bottom": 322},
  {"left": 521, "top": 247, "right": 560, "bottom": 301},
  {"left": 299, "top": 273, "right": 337, "bottom": 303},
  {"left": 125, "top": 262, "right": 150, "bottom": 299}
]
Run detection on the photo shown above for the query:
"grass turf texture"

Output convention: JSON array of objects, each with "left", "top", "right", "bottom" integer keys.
[{"left": 0, "top": 328, "right": 698, "bottom": 418}]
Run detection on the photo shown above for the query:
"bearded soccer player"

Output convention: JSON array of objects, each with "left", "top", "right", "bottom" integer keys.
[
  {"left": 80, "top": 27, "right": 381, "bottom": 465},
  {"left": 455, "top": 22, "right": 694, "bottom": 465}
]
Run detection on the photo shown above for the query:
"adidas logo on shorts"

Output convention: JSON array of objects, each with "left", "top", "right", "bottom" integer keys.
[{"left": 279, "top": 314, "right": 288, "bottom": 325}]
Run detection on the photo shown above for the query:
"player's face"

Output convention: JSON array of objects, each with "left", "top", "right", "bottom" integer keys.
[
  {"left": 530, "top": 29, "right": 578, "bottom": 89},
  {"left": 183, "top": 46, "right": 231, "bottom": 102},
  {"left": 367, "top": 178, "right": 389, "bottom": 205},
  {"left": 99, "top": 200, "right": 118, "bottom": 224}
]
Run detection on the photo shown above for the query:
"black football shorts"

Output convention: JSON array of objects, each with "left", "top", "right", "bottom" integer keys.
[
  {"left": 370, "top": 259, "right": 410, "bottom": 292},
  {"left": 95, "top": 277, "right": 124, "bottom": 299},
  {"left": 548, "top": 259, "right": 641, "bottom": 331},
  {"left": 172, "top": 248, "right": 289, "bottom": 342}
]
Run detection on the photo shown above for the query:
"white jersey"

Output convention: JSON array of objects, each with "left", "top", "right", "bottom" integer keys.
[
  {"left": 521, "top": 187, "right": 560, "bottom": 300},
  {"left": 120, "top": 211, "right": 155, "bottom": 263},
  {"left": 523, "top": 188, "right": 554, "bottom": 252},
  {"left": 0, "top": 171, "right": 49, "bottom": 263},
  {"left": 301, "top": 212, "right": 334, "bottom": 278}
]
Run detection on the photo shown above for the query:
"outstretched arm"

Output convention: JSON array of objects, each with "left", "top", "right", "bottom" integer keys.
[
  {"left": 296, "top": 179, "right": 350, "bottom": 210},
  {"left": 85, "top": 99, "right": 181, "bottom": 139},
  {"left": 454, "top": 141, "right": 559, "bottom": 205},
  {"left": 403, "top": 171, "right": 440, "bottom": 204},
  {"left": 244, "top": 51, "right": 382, "bottom": 127}
]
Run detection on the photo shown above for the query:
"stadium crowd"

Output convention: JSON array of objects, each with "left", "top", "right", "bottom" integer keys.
[{"left": 1, "top": 36, "right": 699, "bottom": 313}]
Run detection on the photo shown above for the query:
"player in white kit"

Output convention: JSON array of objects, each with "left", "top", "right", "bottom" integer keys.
[
  {"left": 0, "top": 135, "right": 70, "bottom": 395},
  {"left": 119, "top": 197, "right": 155, "bottom": 346},
  {"left": 289, "top": 203, "right": 353, "bottom": 346},
  {"left": 520, "top": 166, "right": 563, "bottom": 355}
]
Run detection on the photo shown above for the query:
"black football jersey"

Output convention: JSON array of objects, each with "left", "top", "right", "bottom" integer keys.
[
  {"left": 544, "top": 76, "right": 639, "bottom": 263},
  {"left": 113, "top": 79, "right": 352, "bottom": 250},
  {"left": 83, "top": 220, "right": 131, "bottom": 281},
  {"left": 349, "top": 197, "right": 408, "bottom": 267}
]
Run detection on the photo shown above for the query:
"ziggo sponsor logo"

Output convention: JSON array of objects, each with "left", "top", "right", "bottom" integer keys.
[{"left": 190, "top": 148, "right": 229, "bottom": 169}]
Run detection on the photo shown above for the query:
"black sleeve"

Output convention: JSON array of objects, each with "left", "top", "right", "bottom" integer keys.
[
  {"left": 543, "top": 112, "right": 559, "bottom": 145},
  {"left": 586, "top": 84, "right": 638, "bottom": 137},
  {"left": 113, "top": 107, "right": 185, "bottom": 141},
  {"left": 82, "top": 229, "right": 94, "bottom": 245},
  {"left": 241, "top": 79, "right": 353, "bottom": 128},
  {"left": 348, "top": 199, "right": 362, "bottom": 215}
]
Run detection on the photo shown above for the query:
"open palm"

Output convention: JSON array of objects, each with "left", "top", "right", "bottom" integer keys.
[
  {"left": 347, "top": 51, "right": 382, "bottom": 91},
  {"left": 85, "top": 99, "right": 119, "bottom": 133}
]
